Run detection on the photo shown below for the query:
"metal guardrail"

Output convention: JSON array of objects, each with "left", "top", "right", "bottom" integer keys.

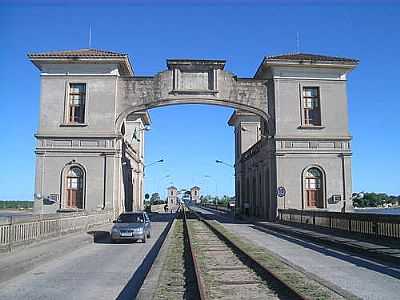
[
  {"left": 278, "top": 209, "right": 400, "bottom": 239},
  {"left": 201, "top": 203, "right": 232, "bottom": 213},
  {"left": 0, "top": 210, "right": 113, "bottom": 252}
]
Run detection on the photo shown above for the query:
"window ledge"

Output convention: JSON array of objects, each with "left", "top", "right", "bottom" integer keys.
[
  {"left": 57, "top": 208, "right": 85, "bottom": 213},
  {"left": 169, "top": 89, "right": 219, "bottom": 95},
  {"left": 297, "top": 125, "right": 325, "bottom": 130},
  {"left": 60, "top": 123, "right": 88, "bottom": 127}
]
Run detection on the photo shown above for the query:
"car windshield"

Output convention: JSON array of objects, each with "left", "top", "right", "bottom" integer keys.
[{"left": 117, "top": 213, "right": 144, "bottom": 223}]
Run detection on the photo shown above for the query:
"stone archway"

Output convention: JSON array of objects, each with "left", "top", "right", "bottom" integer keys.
[{"left": 115, "top": 59, "right": 270, "bottom": 132}]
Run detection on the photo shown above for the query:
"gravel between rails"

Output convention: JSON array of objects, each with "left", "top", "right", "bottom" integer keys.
[
  {"left": 153, "top": 218, "right": 199, "bottom": 300},
  {"left": 188, "top": 218, "right": 291, "bottom": 300}
]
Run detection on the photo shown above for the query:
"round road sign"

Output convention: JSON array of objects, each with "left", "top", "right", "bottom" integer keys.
[{"left": 277, "top": 186, "right": 286, "bottom": 197}]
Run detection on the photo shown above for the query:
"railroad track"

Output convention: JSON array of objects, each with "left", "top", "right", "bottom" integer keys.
[
  {"left": 183, "top": 206, "right": 349, "bottom": 300},
  {"left": 149, "top": 206, "right": 348, "bottom": 299}
]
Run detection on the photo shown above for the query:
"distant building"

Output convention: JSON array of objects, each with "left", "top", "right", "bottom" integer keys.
[
  {"left": 167, "top": 186, "right": 178, "bottom": 207},
  {"left": 191, "top": 186, "right": 201, "bottom": 204}
]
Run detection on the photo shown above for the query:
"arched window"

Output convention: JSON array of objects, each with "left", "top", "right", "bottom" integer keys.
[
  {"left": 305, "top": 167, "right": 324, "bottom": 208},
  {"left": 65, "top": 167, "right": 84, "bottom": 209}
]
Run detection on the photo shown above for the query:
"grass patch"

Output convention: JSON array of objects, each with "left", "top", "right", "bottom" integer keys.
[{"left": 205, "top": 220, "right": 354, "bottom": 300}]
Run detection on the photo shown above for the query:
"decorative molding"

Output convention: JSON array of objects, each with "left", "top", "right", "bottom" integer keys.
[
  {"left": 35, "top": 133, "right": 121, "bottom": 139},
  {"left": 59, "top": 123, "right": 88, "bottom": 127},
  {"left": 297, "top": 125, "right": 325, "bottom": 130},
  {"left": 169, "top": 89, "right": 218, "bottom": 96}
]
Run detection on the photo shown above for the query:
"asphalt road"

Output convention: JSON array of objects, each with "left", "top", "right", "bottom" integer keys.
[
  {"left": 190, "top": 205, "right": 400, "bottom": 300},
  {"left": 0, "top": 212, "right": 174, "bottom": 300}
]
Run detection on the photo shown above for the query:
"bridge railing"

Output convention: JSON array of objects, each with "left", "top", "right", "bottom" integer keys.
[
  {"left": 278, "top": 209, "right": 400, "bottom": 240},
  {"left": 0, "top": 210, "right": 113, "bottom": 252},
  {"left": 201, "top": 203, "right": 232, "bottom": 213}
]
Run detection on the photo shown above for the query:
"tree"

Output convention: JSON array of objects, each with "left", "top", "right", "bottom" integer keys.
[
  {"left": 150, "top": 193, "right": 161, "bottom": 204},
  {"left": 352, "top": 192, "right": 400, "bottom": 208}
]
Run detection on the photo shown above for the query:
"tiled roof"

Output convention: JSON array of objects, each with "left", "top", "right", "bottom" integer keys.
[
  {"left": 28, "top": 48, "right": 127, "bottom": 58},
  {"left": 266, "top": 53, "right": 358, "bottom": 63}
]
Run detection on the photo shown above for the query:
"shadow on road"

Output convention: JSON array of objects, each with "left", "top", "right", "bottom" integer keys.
[
  {"left": 115, "top": 213, "right": 175, "bottom": 300},
  {"left": 251, "top": 225, "right": 400, "bottom": 280},
  {"left": 87, "top": 212, "right": 177, "bottom": 244},
  {"left": 148, "top": 212, "right": 177, "bottom": 223},
  {"left": 193, "top": 206, "right": 400, "bottom": 280}
]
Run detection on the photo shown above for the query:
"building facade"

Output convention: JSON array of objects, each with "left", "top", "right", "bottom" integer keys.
[
  {"left": 167, "top": 186, "right": 178, "bottom": 207},
  {"left": 29, "top": 49, "right": 357, "bottom": 219},
  {"left": 230, "top": 54, "right": 357, "bottom": 219},
  {"left": 190, "top": 186, "right": 201, "bottom": 204}
]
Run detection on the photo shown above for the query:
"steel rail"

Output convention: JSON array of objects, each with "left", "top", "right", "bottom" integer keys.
[
  {"left": 182, "top": 206, "right": 208, "bottom": 300},
  {"left": 187, "top": 206, "right": 311, "bottom": 300}
]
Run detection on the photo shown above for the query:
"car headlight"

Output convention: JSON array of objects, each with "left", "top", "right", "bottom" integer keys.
[{"left": 133, "top": 228, "right": 143, "bottom": 233}]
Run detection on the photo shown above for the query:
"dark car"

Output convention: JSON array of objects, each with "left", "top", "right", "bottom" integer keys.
[{"left": 110, "top": 212, "right": 151, "bottom": 243}]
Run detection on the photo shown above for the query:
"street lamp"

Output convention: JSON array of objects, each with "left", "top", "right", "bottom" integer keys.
[
  {"left": 145, "top": 159, "right": 164, "bottom": 169},
  {"left": 216, "top": 160, "right": 234, "bottom": 168},
  {"left": 204, "top": 175, "right": 218, "bottom": 205},
  {"left": 241, "top": 126, "right": 268, "bottom": 139},
  {"left": 143, "top": 159, "right": 164, "bottom": 177},
  {"left": 131, "top": 126, "right": 151, "bottom": 143}
]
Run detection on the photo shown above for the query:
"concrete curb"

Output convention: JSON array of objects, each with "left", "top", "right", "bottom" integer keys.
[
  {"left": 251, "top": 224, "right": 361, "bottom": 300},
  {"left": 136, "top": 219, "right": 177, "bottom": 300},
  {"left": 203, "top": 205, "right": 400, "bottom": 266},
  {"left": 255, "top": 222, "right": 400, "bottom": 265},
  {"left": 135, "top": 216, "right": 176, "bottom": 300}
]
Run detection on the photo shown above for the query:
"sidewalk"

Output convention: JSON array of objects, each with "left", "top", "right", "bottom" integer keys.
[
  {"left": 0, "top": 224, "right": 112, "bottom": 284},
  {"left": 254, "top": 221, "right": 400, "bottom": 265},
  {"left": 201, "top": 205, "right": 400, "bottom": 265}
]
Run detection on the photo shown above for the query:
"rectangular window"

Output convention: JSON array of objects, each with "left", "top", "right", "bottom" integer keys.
[
  {"left": 68, "top": 83, "right": 86, "bottom": 123},
  {"left": 67, "top": 177, "right": 82, "bottom": 189},
  {"left": 305, "top": 178, "right": 321, "bottom": 189},
  {"left": 303, "top": 87, "right": 321, "bottom": 126}
]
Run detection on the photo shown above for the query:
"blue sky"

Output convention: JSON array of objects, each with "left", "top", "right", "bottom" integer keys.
[{"left": 0, "top": 2, "right": 399, "bottom": 200}]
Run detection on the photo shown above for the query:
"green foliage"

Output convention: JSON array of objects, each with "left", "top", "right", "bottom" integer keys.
[
  {"left": 352, "top": 192, "right": 400, "bottom": 208},
  {"left": 201, "top": 194, "right": 234, "bottom": 205},
  {"left": 0, "top": 201, "right": 34, "bottom": 209},
  {"left": 150, "top": 192, "right": 160, "bottom": 204},
  {"left": 217, "top": 195, "right": 231, "bottom": 206}
]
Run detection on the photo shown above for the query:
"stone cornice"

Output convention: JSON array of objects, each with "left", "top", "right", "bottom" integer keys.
[
  {"left": 35, "top": 133, "right": 121, "bottom": 139},
  {"left": 274, "top": 136, "right": 352, "bottom": 141}
]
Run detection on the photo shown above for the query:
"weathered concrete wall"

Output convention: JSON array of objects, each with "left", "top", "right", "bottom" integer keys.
[
  {"left": 34, "top": 152, "right": 117, "bottom": 214},
  {"left": 116, "top": 71, "right": 268, "bottom": 126},
  {"left": 273, "top": 78, "right": 350, "bottom": 138},
  {"left": 0, "top": 210, "right": 113, "bottom": 253},
  {"left": 38, "top": 75, "right": 118, "bottom": 135}
]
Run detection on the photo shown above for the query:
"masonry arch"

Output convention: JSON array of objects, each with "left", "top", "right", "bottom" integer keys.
[
  {"left": 60, "top": 163, "right": 86, "bottom": 210},
  {"left": 115, "top": 98, "right": 270, "bottom": 134},
  {"left": 302, "top": 165, "right": 326, "bottom": 209}
]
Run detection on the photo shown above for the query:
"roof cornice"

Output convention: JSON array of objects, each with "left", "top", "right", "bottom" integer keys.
[
  {"left": 254, "top": 53, "right": 359, "bottom": 79},
  {"left": 28, "top": 49, "right": 134, "bottom": 76}
]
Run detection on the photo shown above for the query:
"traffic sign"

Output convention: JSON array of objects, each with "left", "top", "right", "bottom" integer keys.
[{"left": 277, "top": 186, "right": 286, "bottom": 197}]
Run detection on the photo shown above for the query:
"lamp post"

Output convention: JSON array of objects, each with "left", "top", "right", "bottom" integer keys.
[
  {"left": 215, "top": 159, "right": 234, "bottom": 168},
  {"left": 143, "top": 159, "right": 164, "bottom": 177},
  {"left": 241, "top": 126, "right": 268, "bottom": 139},
  {"left": 204, "top": 175, "right": 218, "bottom": 205},
  {"left": 162, "top": 175, "right": 172, "bottom": 199},
  {"left": 145, "top": 159, "right": 164, "bottom": 169},
  {"left": 130, "top": 125, "right": 151, "bottom": 143}
]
